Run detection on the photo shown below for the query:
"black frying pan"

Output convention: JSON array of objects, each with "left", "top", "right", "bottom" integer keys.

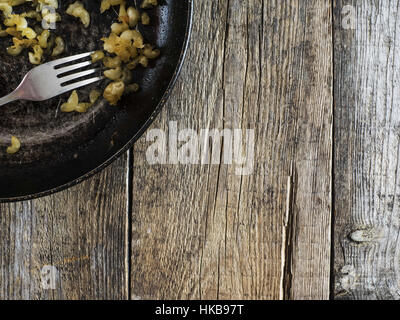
[{"left": 0, "top": 0, "right": 193, "bottom": 202}]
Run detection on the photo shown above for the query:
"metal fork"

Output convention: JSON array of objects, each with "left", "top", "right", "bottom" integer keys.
[{"left": 0, "top": 52, "right": 103, "bottom": 107}]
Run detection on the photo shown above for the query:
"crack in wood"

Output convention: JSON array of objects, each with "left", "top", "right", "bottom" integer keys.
[{"left": 280, "top": 161, "right": 297, "bottom": 300}]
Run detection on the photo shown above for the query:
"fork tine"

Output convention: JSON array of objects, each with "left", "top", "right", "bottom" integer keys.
[
  {"left": 59, "top": 68, "right": 100, "bottom": 85},
  {"left": 48, "top": 51, "right": 93, "bottom": 68},
  {"left": 60, "top": 76, "right": 104, "bottom": 93},
  {"left": 56, "top": 60, "right": 93, "bottom": 75}
]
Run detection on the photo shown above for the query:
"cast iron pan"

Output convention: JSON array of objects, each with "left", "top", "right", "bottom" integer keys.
[{"left": 0, "top": 0, "right": 192, "bottom": 202}]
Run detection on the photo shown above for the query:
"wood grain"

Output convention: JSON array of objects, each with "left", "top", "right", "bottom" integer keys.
[
  {"left": 0, "top": 155, "right": 128, "bottom": 300},
  {"left": 333, "top": 0, "right": 400, "bottom": 299},
  {"left": 0, "top": 0, "right": 338, "bottom": 300},
  {"left": 130, "top": 0, "right": 332, "bottom": 300}
]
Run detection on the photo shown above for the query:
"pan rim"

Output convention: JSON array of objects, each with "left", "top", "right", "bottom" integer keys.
[{"left": 0, "top": 0, "right": 194, "bottom": 203}]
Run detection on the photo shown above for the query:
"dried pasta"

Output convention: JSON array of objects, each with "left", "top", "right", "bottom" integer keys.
[
  {"left": 7, "top": 136, "right": 21, "bottom": 154},
  {"left": 1, "top": 0, "right": 160, "bottom": 151}
]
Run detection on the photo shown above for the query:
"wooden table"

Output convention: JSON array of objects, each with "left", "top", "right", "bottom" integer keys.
[{"left": 0, "top": 0, "right": 399, "bottom": 300}]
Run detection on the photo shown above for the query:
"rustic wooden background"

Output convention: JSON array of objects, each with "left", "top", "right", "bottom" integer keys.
[{"left": 1, "top": 0, "right": 399, "bottom": 300}]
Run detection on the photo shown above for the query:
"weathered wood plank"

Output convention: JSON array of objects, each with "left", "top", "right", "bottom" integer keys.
[
  {"left": 130, "top": 0, "right": 332, "bottom": 300},
  {"left": 0, "top": 155, "right": 128, "bottom": 300},
  {"left": 334, "top": 0, "right": 400, "bottom": 299}
]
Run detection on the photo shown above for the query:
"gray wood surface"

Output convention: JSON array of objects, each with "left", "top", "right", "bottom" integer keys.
[
  {"left": 2, "top": 0, "right": 400, "bottom": 300},
  {"left": 0, "top": 155, "right": 128, "bottom": 299},
  {"left": 333, "top": 0, "right": 400, "bottom": 300},
  {"left": 130, "top": 0, "right": 332, "bottom": 300}
]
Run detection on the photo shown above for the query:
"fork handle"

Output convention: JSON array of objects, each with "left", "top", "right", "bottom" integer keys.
[{"left": 0, "top": 91, "right": 20, "bottom": 107}]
